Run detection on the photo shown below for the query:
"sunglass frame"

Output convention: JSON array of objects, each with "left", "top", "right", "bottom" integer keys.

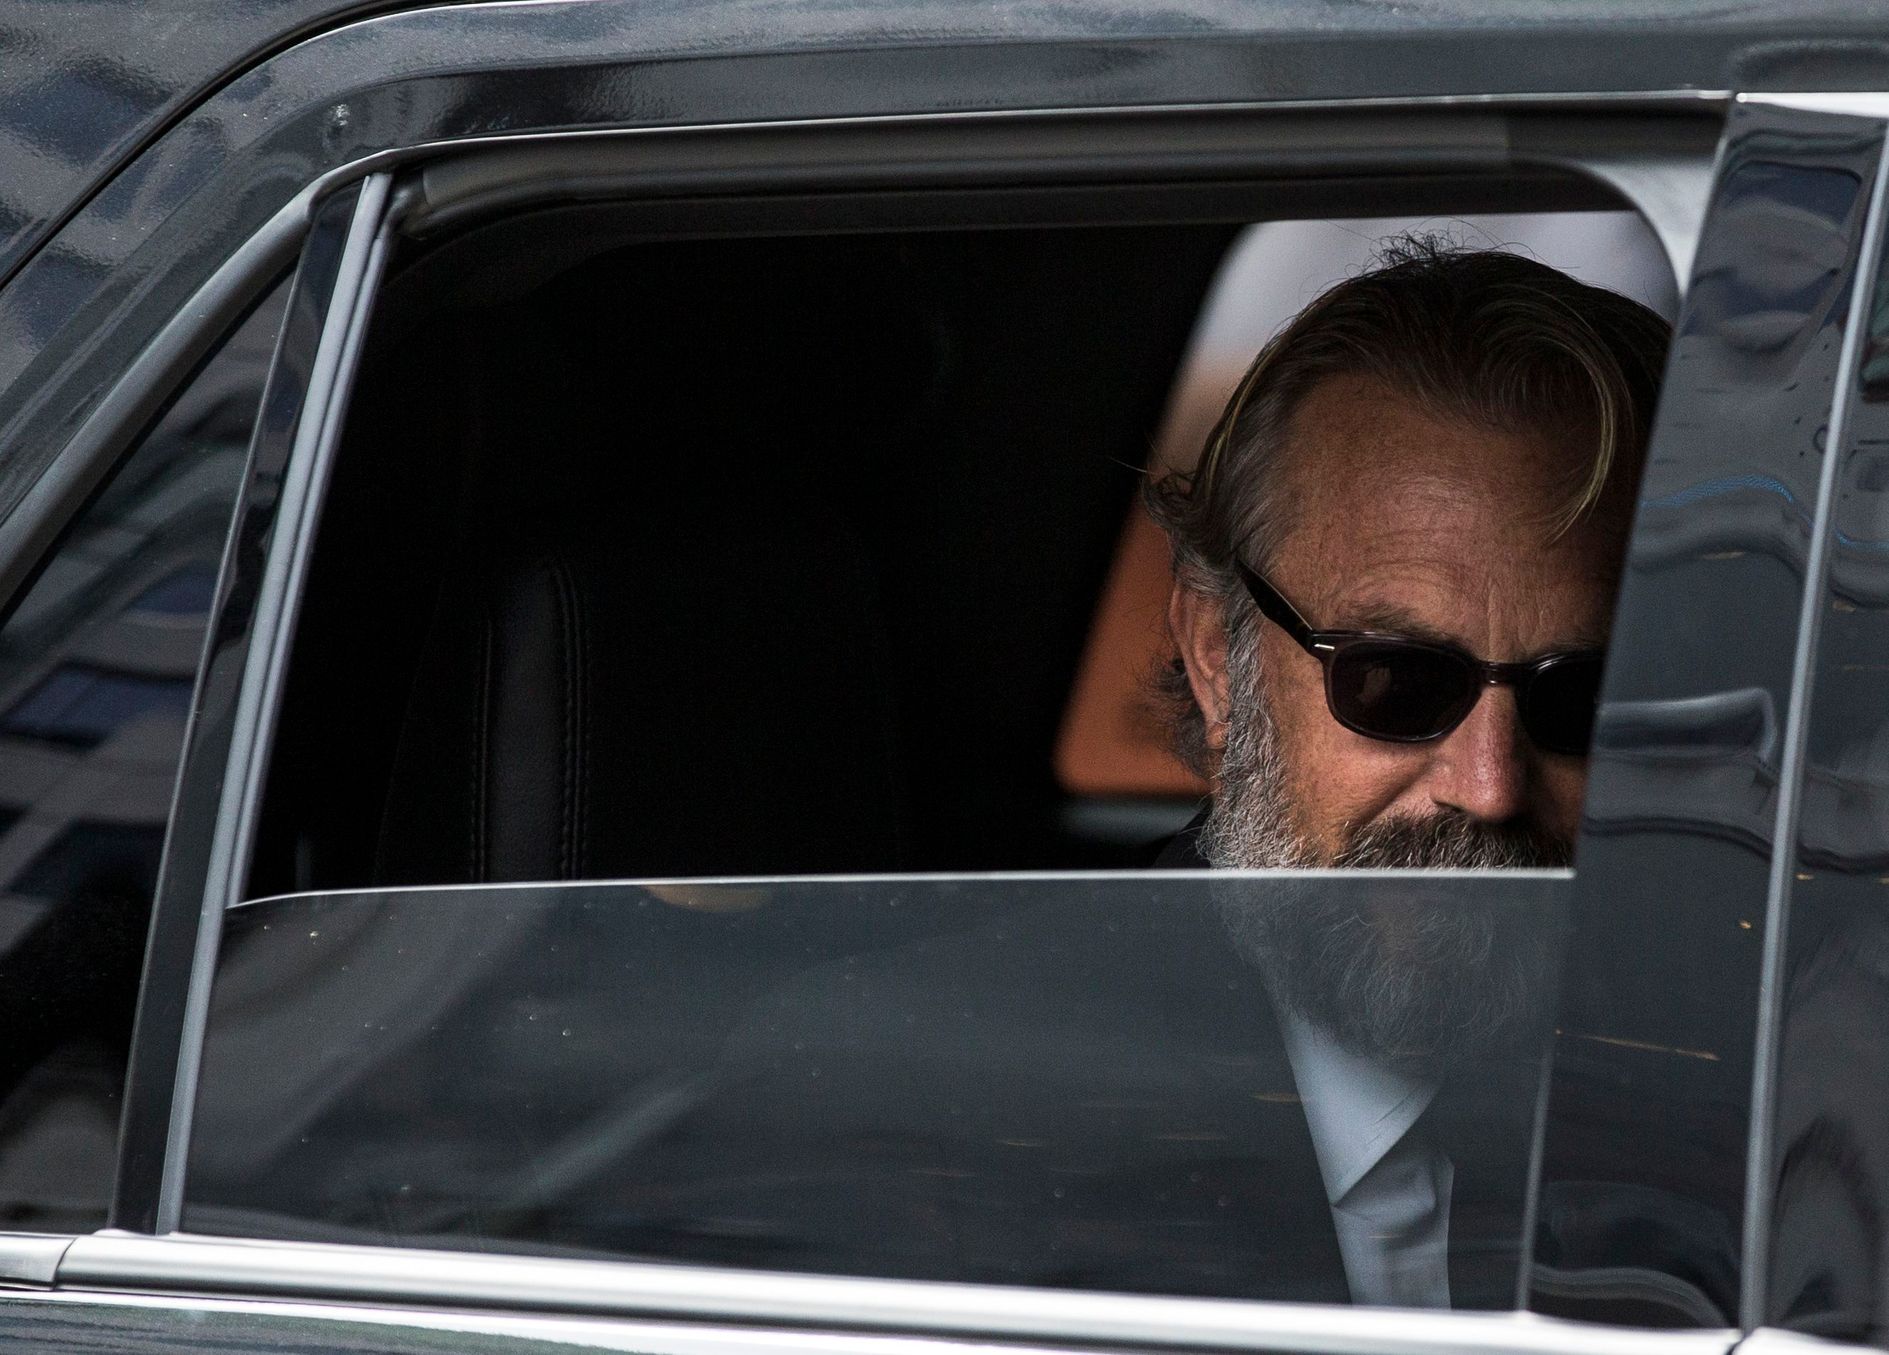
[{"left": 1231, "top": 561, "right": 1604, "bottom": 754}]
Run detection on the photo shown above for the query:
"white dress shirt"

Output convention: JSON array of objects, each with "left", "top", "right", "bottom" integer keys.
[{"left": 1274, "top": 1006, "right": 1454, "bottom": 1308}]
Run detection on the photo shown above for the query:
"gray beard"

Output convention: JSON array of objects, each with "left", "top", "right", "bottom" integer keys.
[{"left": 1200, "top": 631, "right": 1567, "bottom": 1075}]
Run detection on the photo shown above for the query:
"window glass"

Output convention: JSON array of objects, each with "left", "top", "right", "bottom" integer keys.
[
  {"left": 0, "top": 277, "right": 286, "bottom": 1230},
  {"left": 187, "top": 873, "right": 1564, "bottom": 1309}
]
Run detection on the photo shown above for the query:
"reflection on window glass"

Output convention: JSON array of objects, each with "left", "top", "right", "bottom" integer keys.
[
  {"left": 126, "top": 563, "right": 219, "bottom": 619},
  {"left": 0, "top": 277, "right": 287, "bottom": 1231},
  {"left": 189, "top": 874, "right": 1563, "bottom": 1311},
  {"left": 1, "top": 664, "right": 195, "bottom": 749}
]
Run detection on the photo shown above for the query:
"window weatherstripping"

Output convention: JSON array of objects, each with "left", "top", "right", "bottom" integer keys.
[
  {"left": 111, "top": 173, "right": 396, "bottom": 1236},
  {"left": 399, "top": 109, "right": 1718, "bottom": 299},
  {"left": 54, "top": 1230, "right": 1739, "bottom": 1355},
  {"left": 1532, "top": 102, "right": 1889, "bottom": 1330}
]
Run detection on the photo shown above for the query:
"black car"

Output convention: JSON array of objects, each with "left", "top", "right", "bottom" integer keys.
[{"left": 2, "top": 3, "right": 1889, "bottom": 1353}]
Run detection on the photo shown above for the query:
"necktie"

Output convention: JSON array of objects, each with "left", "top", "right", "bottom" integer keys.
[{"left": 1329, "top": 1114, "right": 1454, "bottom": 1308}]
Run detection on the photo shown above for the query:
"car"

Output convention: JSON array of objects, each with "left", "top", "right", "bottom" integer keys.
[{"left": 3, "top": 2, "right": 1889, "bottom": 1353}]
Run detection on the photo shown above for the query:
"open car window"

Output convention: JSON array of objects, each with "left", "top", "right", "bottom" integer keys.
[
  {"left": 246, "top": 206, "right": 1676, "bottom": 891},
  {"left": 159, "top": 152, "right": 1688, "bottom": 1319}
]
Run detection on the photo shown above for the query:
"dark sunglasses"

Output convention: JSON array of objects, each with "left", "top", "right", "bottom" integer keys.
[{"left": 1234, "top": 563, "right": 1604, "bottom": 756}]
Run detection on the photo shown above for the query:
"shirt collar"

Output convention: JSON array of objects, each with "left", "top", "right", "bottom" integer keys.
[{"left": 1272, "top": 1001, "right": 1439, "bottom": 1204}]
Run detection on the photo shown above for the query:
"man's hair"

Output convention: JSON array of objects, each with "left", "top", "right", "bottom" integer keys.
[{"left": 1145, "top": 234, "right": 1673, "bottom": 774}]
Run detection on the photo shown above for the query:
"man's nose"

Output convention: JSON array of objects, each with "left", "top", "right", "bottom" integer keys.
[{"left": 1426, "top": 684, "right": 1529, "bottom": 824}]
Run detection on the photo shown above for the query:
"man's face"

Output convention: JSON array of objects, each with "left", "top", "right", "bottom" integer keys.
[{"left": 1176, "top": 372, "right": 1627, "bottom": 863}]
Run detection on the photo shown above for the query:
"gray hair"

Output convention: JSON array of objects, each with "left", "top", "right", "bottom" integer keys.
[{"left": 1145, "top": 234, "right": 1672, "bottom": 774}]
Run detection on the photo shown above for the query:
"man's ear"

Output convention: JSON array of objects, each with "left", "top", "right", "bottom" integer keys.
[{"left": 1168, "top": 581, "right": 1232, "bottom": 754}]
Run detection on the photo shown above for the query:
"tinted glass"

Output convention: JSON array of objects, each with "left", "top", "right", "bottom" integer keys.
[
  {"left": 1520, "top": 655, "right": 1604, "bottom": 757},
  {"left": 1766, "top": 176, "right": 1889, "bottom": 1343},
  {"left": 1532, "top": 107, "right": 1884, "bottom": 1328},
  {"left": 187, "top": 873, "right": 1563, "bottom": 1309},
  {"left": 1328, "top": 641, "right": 1476, "bottom": 741},
  {"left": 0, "top": 279, "right": 286, "bottom": 1230}
]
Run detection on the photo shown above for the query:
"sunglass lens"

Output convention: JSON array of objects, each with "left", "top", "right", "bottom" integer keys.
[
  {"left": 1522, "top": 654, "right": 1605, "bottom": 755},
  {"left": 1328, "top": 641, "right": 1476, "bottom": 741}
]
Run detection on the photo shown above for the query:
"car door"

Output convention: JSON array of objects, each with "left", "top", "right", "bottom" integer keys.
[{"left": 0, "top": 10, "right": 1884, "bottom": 1355}]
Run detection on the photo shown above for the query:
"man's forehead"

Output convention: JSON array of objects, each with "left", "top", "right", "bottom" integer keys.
[
  {"left": 1266, "top": 379, "right": 1622, "bottom": 652},
  {"left": 1277, "top": 373, "right": 1587, "bottom": 511}
]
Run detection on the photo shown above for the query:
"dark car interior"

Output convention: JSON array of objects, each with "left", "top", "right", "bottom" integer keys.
[
  {"left": 245, "top": 162, "right": 1650, "bottom": 897},
  {"left": 249, "top": 216, "right": 1234, "bottom": 895}
]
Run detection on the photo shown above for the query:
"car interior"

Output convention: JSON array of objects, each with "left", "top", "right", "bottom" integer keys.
[{"left": 242, "top": 161, "right": 1679, "bottom": 897}]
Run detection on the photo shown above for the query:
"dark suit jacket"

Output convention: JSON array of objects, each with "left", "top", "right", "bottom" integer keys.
[{"left": 603, "top": 833, "right": 1539, "bottom": 1306}]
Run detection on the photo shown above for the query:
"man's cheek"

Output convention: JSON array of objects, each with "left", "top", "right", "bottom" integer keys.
[
  {"left": 1302, "top": 738, "right": 1434, "bottom": 854},
  {"left": 1268, "top": 710, "right": 1372, "bottom": 851}
]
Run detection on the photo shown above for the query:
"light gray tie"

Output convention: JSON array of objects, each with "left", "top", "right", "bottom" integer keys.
[{"left": 1329, "top": 1119, "right": 1454, "bottom": 1308}]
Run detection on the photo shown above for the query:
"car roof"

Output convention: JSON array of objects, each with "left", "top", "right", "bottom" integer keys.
[{"left": 3, "top": 0, "right": 1887, "bottom": 289}]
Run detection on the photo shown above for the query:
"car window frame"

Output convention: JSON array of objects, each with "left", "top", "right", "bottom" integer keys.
[
  {"left": 89, "top": 98, "right": 1727, "bottom": 1236},
  {"left": 108, "top": 173, "right": 396, "bottom": 1235}
]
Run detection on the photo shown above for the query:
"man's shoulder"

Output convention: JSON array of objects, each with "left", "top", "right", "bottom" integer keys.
[{"left": 1150, "top": 806, "right": 1212, "bottom": 868}]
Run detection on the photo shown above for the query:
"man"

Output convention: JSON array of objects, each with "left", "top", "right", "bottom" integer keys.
[
  {"left": 1142, "top": 237, "right": 1670, "bottom": 1306},
  {"left": 595, "top": 239, "right": 1669, "bottom": 1312},
  {"left": 1149, "top": 237, "right": 1667, "bottom": 872}
]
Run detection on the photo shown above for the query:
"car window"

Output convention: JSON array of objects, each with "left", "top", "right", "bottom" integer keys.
[
  {"left": 247, "top": 208, "right": 1675, "bottom": 893},
  {"left": 0, "top": 276, "right": 286, "bottom": 1230},
  {"left": 173, "top": 165, "right": 1713, "bottom": 1319}
]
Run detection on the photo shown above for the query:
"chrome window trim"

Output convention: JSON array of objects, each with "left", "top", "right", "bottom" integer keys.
[
  {"left": 58, "top": 1232, "right": 1736, "bottom": 1355},
  {"left": 1739, "top": 93, "right": 1889, "bottom": 119},
  {"left": 0, "top": 1234, "right": 72, "bottom": 1289},
  {"left": 1737, "top": 123, "right": 1889, "bottom": 1334},
  {"left": 1735, "top": 1329, "right": 1878, "bottom": 1355},
  {"left": 230, "top": 865, "right": 1574, "bottom": 908}
]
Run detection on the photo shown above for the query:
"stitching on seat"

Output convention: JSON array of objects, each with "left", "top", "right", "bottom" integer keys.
[
  {"left": 574, "top": 569, "right": 592, "bottom": 878},
  {"left": 471, "top": 611, "right": 493, "bottom": 882},
  {"left": 553, "top": 559, "right": 580, "bottom": 880}
]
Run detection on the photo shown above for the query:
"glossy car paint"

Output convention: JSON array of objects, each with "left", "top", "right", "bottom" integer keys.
[
  {"left": 1533, "top": 100, "right": 1888, "bottom": 1329},
  {"left": 3, "top": 0, "right": 1889, "bottom": 289},
  {"left": 1764, "top": 130, "right": 1889, "bottom": 1342},
  {"left": 115, "top": 179, "right": 390, "bottom": 1234}
]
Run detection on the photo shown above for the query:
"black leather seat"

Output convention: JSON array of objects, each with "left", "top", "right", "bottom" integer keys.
[{"left": 373, "top": 474, "right": 909, "bottom": 884}]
